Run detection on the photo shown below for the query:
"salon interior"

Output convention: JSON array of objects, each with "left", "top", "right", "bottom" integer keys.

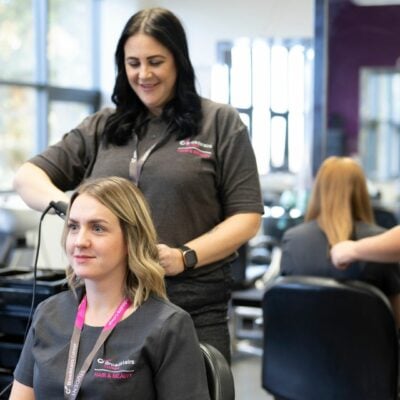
[{"left": 1, "top": 0, "right": 400, "bottom": 399}]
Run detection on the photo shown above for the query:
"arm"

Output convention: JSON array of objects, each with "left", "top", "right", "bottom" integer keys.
[
  {"left": 9, "top": 380, "right": 35, "bottom": 400},
  {"left": 155, "top": 312, "right": 211, "bottom": 400},
  {"left": 331, "top": 226, "right": 400, "bottom": 268},
  {"left": 13, "top": 162, "right": 69, "bottom": 212},
  {"left": 157, "top": 212, "right": 261, "bottom": 276},
  {"left": 158, "top": 104, "right": 262, "bottom": 275}
]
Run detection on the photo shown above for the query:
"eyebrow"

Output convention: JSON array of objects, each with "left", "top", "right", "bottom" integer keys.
[
  {"left": 68, "top": 217, "right": 110, "bottom": 225},
  {"left": 125, "top": 55, "right": 166, "bottom": 61}
]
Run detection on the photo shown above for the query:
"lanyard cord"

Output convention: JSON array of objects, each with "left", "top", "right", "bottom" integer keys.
[
  {"left": 129, "top": 121, "right": 172, "bottom": 185},
  {"left": 64, "top": 296, "right": 132, "bottom": 400}
]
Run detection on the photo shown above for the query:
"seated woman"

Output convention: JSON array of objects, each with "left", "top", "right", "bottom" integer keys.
[
  {"left": 10, "top": 176, "right": 210, "bottom": 400},
  {"left": 280, "top": 156, "right": 400, "bottom": 328}
]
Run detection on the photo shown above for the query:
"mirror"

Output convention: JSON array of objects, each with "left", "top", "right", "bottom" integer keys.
[{"left": 315, "top": 0, "right": 400, "bottom": 209}]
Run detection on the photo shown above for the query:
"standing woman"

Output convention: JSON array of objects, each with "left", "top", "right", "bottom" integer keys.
[
  {"left": 13, "top": 8, "right": 263, "bottom": 362},
  {"left": 9, "top": 177, "right": 210, "bottom": 400}
]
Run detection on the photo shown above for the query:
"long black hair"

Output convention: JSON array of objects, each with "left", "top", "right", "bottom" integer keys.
[{"left": 103, "top": 8, "right": 202, "bottom": 145}]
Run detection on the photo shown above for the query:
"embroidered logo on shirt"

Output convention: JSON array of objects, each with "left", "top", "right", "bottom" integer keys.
[
  {"left": 177, "top": 139, "right": 212, "bottom": 158},
  {"left": 93, "top": 358, "right": 135, "bottom": 380}
]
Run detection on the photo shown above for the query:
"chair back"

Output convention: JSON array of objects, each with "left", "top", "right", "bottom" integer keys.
[
  {"left": 200, "top": 342, "right": 235, "bottom": 400},
  {"left": 262, "top": 276, "right": 399, "bottom": 400}
]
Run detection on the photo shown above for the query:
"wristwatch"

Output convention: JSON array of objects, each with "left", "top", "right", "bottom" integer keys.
[{"left": 179, "top": 245, "right": 198, "bottom": 270}]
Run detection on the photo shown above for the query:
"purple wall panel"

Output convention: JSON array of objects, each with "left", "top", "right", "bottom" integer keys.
[{"left": 328, "top": 1, "right": 400, "bottom": 153}]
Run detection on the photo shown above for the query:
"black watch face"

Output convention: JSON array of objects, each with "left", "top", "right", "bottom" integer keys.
[{"left": 184, "top": 250, "right": 197, "bottom": 269}]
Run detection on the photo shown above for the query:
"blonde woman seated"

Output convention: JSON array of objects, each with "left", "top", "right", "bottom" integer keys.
[
  {"left": 10, "top": 177, "right": 210, "bottom": 400},
  {"left": 280, "top": 156, "right": 400, "bottom": 328}
]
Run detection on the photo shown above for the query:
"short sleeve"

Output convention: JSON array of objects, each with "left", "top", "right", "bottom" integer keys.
[
  {"left": 13, "top": 316, "right": 36, "bottom": 387},
  {"left": 29, "top": 108, "right": 113, "bottom": 191},
  {"left": 153, "top": 310, "right": 211, "bottom": 400},
  {"left": 215, "top": 108, "right": 264, "bottom": 216}
]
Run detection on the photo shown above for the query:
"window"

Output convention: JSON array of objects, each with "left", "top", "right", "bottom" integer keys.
[
  {"left": 0, "top": 0, "right": 101, "bottom": 190},
  {"left": 359, "top": 68, "right": 400, "bottom": 181},
  {"left": 212, "top": 38, "right": 314, "bottom": 175}
]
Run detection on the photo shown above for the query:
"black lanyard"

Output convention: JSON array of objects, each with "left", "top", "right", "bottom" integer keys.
[{"left": 64, "top": 296, "right": 132, "bottom": 400}]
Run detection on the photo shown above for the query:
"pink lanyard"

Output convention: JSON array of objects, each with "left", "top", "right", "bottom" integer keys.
[{"left": 64, "top": 295, "right": 132, "bottom": 400}]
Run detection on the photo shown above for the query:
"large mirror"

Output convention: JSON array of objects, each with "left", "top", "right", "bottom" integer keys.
[{"left": 315, "top": 0, "right": 400, "bottom": 211}]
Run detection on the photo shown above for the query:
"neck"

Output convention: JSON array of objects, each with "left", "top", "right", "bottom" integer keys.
[{"left": 83, "top": 281, "right": 127, "bottom": 327}]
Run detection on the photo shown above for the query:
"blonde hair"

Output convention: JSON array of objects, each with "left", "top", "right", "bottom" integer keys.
[
  {"left": 62, "top": 176, "right": 166, "bottom": 308},
  {"left": 305, "top": 156, "right": 374, "bottom": 246}
]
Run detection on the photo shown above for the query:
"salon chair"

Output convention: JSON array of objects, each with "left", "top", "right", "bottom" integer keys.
[
  {"left": 200, "top": 342, "right": 235, "bottom": 400},
  {"left": 373, "top": 204, "right": 398, "bottom": 229},
  {"left": 262, "top": 276, "right": 399, "bottom": 400}
]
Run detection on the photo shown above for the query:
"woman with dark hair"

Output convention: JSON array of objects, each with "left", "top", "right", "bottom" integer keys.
[
  {"left": 13, "top": 7, "right": 263, "bottom": 363},
  {"left": 9, "top": 177, "right": 210, "bottom": 400},
  {"left": 280, "top": 156, "right": 400, "bottom": 327}
]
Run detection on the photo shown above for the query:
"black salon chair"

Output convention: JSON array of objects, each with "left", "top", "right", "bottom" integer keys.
[
  {"left": 200, "top": 342, "right": 235, "bottom": 400},
  {"left": 262, "top": 276, "right": 399, "bottom": 400}
]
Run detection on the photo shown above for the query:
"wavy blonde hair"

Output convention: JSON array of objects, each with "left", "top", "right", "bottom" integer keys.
[
  {"left": 305, "top": 156, "right": 374, "bottom": 246},
  {"left": 62, "top": 176, "right": 166, "bottom": 308}
]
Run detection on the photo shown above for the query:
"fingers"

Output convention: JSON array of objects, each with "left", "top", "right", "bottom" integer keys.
[{"left": 336, "top": 262, "right": 350, "bottom": 270}]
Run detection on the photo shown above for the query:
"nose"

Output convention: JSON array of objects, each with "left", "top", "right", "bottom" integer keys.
[
  {"left": 138, "top": 65, "right": 152, "bottom": 80},
  {"left": 74, "top": 228, "right": 90, "bottom": 248}
]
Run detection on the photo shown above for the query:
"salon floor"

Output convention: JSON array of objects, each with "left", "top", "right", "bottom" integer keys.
[
  {"left": 231, "top": 349, "right": 274, "bottom": 400},
  {"left": 230, "top": 264, "right": 275, "bottom": 399}
]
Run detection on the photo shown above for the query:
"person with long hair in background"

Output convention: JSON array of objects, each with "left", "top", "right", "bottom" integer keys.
[{"left": 280, "top": 156, "right": 400, "bottom": 327}]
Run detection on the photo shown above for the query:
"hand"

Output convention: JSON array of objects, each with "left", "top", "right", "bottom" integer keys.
[
  {"left": 157, "top": 244, "right": 185, "bottom": 276},
  {"left": 330, "top": 240, "right": 357, "bottom": 269}
]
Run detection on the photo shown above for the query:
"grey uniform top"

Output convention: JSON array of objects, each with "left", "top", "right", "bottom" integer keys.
[
  {"left": 14, "top": 290, "right": 211, "bottom": 400},
  {"left": 281, "top": 220, "right": 400, "bottom": 296},
  {"left": 29, "top": 98, "right": 264, "bottom": 321}
]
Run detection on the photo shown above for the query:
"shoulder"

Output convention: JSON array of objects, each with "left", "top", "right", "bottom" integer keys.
[
  {"left": 146, "top": 295, "right": 190, "bottom": 317},
  {"left": 200, "top": 98, "right": 242, "bottom": 123},
  {"left": 34, "top": 290, "right": 79, "bottom": 321},
  {"left": 78, "top": 107, "right": 115, "bottom": 129},
  {"left": 198, "top": 98, "right": 250, "bottom": 148},
  {"left": 142, "top": 295, "right": 193, "bottom": 327},
  {"left": 283, "top": 220, "right": 319, "bottom": 241},
  {"left": 354, "top": 221, "right": 386, "bottom": 239}
]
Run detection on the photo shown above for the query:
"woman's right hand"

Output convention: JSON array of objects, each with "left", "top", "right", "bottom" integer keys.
[
  {"left": 13, "top": 162, "right": 69, "bottom": 212},
  {"left": 330, "top": 240, "right": 357, "bottom": 269}
]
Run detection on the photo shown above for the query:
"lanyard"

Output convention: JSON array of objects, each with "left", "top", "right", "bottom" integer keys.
[
  {"left": 64, "top": 295, "right": 132, "bottom": 400},
  {"left": 129, "top": 121, "right": 172, "bottom": 185}
]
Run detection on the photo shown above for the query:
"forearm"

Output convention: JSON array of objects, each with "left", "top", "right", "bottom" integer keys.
[
  {"left": 13, "top": 162, "right": 69, "bottom": 212},
  {"left": 157, "top": 213, "right": 261, "bottom": 276},
  {"left": 352, "top": 226, "right": 400, "bottom": 262},
  {"left": 9, "top": 380, "right": 35, "bottom": 400},
  {"left": 331, "top": 225, "right": 400, "bottom": 267},
  {"left": 187, "top": 212, "right": 261, "bottom": 267}
]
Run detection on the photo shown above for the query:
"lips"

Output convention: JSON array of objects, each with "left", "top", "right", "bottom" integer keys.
[
  {"left": 138, "top": 82, "right": 159, "bottom": 92},
  {"left": 73, "top": 254, "right": 95, "bottom": 263}
]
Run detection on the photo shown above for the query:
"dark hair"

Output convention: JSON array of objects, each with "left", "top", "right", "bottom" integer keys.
[{"left": 103, "top": 7, "right": 202, "bottom": 145}]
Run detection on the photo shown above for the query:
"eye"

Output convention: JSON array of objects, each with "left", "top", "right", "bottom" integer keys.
[
  {"left": 67, "top": 222, "right": 79, "bottom": 232},
  {"left": 93, "top": 224, "right": 105, "bottom": 233},
  {"left": 149, "top": 60, "right": 163, "bottom": 66},
  {"left": 126, "top": 60, "right": 140, "bottom": 68}
]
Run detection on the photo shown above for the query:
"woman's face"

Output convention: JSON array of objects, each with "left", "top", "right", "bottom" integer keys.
[
  {"left": 124, "top": 33, "right": 177, "bottom": 116},
  {"left": 66, "top": 194, "right": 128, "bottom": 284}
]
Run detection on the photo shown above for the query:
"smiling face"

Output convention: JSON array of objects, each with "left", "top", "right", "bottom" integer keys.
[
  {"left": 66, "top": 194, "right": 128, "bottom": 284},
  {"left": 124, "top": 33, "right": 177, "bottom": 116}
]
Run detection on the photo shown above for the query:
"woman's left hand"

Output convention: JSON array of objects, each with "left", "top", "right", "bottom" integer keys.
[{"left": 157, "top": 244, "right": 185, "bottom": 276}]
